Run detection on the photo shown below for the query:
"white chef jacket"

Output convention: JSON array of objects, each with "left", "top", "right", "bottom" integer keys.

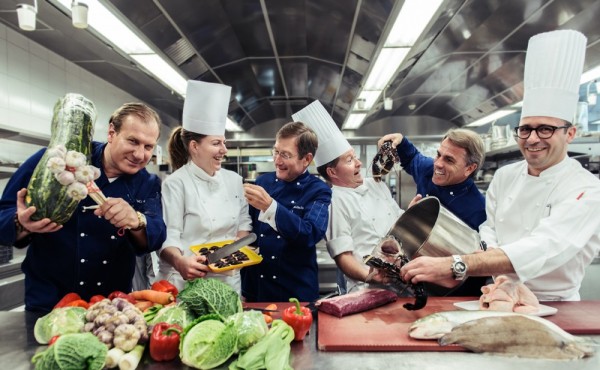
[
  {"left": 326, "top": 178, "right": 403, "bottom": 293},
  {"left": 157, "top": 162, "right": 252, "bottom": 293},
  {"left": 479, "top": 156, "right": 600, "bottom": 301}
]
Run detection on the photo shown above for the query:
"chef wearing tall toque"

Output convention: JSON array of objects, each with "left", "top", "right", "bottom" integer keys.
[
  {"left": 157, "top": 81, "right": 252, "bottom": 293},
  {"left": 294, "top": 100, "right": 405, "bottom": 294},
  {"left": 400, "top": 29, "right": 600, "bottom": 301}
]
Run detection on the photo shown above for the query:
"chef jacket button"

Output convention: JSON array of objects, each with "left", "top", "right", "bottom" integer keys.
[
  {"left": 260, "top": 234, "right": 264, "bottom": 237},
  {"left": 80, "top": 233, "right": 85, "bottom": 237},
  {"left": 97, "top": 282, "right": 102, "bottom": 286},
  {"left": 80, "top": 259, "right": 85, "bottom": 263},
  {"left": 450, "top": 191, "right": 454, "bottom": 196},
  {"left": 525, "top": 227, "right": 530, "bottom": 231},
  {"left": 276, "top": 235, "right": 281, "bottom": 239},
  {"left": 275, "top": 179, "right": 279, "bottom": 182},
  {"left": 296, "top": 182, "right": 300, "bottom": 186},
  {"left": 273, "top": 275, "right": 277, "bottom": 279},
  {"left": 79, "top": 281, "right": 84, "bottom": 285},
  {"left": 291, "top": 200, "right": 295, "bottom": 204},
  {"left": 260, "top": 274, "right": 264, "bottom": 278},
  {"left": 535, "top": 203, "right": 540, "bottom": 207},
  {"left": 103, "top": 260, "right": 108, "bottom": 264},
  {"left": 499, "top": 219, "right": 504, "bottom": 222},
  {"left": 111, "top": 235, "right": 116, "bottom": 240},
  {"left": 271, "top": 256, "right": 276, "bottom": 259}
]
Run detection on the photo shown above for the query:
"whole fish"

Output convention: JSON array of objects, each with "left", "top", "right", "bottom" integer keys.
[
  {"left": 409, "top": 310, "right": 521, "bottom": 339},
  {"left": 439, "top": 315, "right": 594, "bottom": 360}
]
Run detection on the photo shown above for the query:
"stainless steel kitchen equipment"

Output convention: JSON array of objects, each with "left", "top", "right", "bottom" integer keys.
[{"left": 386, "top": 196, "right": 481, "bottom": 259}]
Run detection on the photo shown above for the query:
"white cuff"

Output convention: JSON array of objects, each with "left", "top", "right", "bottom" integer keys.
[{"left": 258, "top": 200, "right": 278, "bottom": 232}]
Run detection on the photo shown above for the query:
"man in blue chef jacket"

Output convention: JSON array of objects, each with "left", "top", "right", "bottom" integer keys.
[
  {"left": 241, "top": 122, "right": 332, "bottom": 302},
  {"left": 0, "top": 102, "right": 166, "bottom": 313},
  {"left": 377, "top": 128, "right": 489, "bottom": 296}
]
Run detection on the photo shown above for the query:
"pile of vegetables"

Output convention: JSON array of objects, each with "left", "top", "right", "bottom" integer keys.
[{"left": 31, "top": 278, "right": 300, "bottom": 369}]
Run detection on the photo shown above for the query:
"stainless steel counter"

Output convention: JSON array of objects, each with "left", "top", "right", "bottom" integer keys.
[{"left": 1, "top": 311, "right": 600, "bottom": 370}]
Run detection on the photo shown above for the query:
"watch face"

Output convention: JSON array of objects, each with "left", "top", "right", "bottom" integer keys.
[{"left": 454, "top": 261, "right": 466, "bottom": 273}]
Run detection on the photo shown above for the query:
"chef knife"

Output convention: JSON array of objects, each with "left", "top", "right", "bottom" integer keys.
[{"left": 206, "top": 233, "right": 257, "bottom": 264}]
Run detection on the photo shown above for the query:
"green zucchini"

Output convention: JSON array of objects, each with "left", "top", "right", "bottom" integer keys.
[{"left": 26, "top": 93, "right": 97, "bottom": 224}]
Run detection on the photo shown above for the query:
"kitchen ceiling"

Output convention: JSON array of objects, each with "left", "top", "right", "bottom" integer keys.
[{"left": 1, "top": 0, "right": 600, "bottom": 141}]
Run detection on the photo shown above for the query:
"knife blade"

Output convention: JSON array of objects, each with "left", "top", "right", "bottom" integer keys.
[{"left": 206, "top": 233, "right": 257, "bottom": 264}]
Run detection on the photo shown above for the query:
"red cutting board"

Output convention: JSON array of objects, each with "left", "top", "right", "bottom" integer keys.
[{"left": 317, "top": 297, "right": 600, "bottom": 352}]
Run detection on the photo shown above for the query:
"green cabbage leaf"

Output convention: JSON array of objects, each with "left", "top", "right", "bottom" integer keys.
[
  {"left": 180, "top": 316, "right": 237, "bottom": 369},
  {"left": 33, "top": 307, "right": 87, "bottom": 344},
  {"left": 32, "top": 332, "right": 107, "bottom": 370},
  {"left": 177, "top": 278, "right": 242, "bottom": 319}
]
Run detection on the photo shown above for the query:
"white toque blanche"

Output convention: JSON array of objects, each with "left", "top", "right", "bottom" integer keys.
[
  {"left": 182, "top": 80, "right": 231, "bottom": 135},
  {"left": 521, "top": 30, "right": 587, "bottom": 123},
  {"left": 292, "top": 100, "right": 351, "bottom": 167}
]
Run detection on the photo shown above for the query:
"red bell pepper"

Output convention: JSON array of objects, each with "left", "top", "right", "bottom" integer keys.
[
  {"left": 54, "top": 292, "right": 82, "bottom": 308},
  {"left": 64, "top": 299, "right": 90, "bottom": 309},
  {"left": 149, "top": 322, "right": 182, "bottom": 362},
  {"left": 151, "top": 280, "right": 179, "bottom": 297},
  {"left": 282, "top": 298, "right": 313, "bottom": 341}
]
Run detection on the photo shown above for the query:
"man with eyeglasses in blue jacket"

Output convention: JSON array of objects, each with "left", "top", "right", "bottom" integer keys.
[{"left": 241, "top": 122, "right": 332, "bottom": 302}]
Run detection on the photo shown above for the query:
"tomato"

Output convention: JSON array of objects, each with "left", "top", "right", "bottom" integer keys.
[
  {"left": 89, "top": 295, "right": 105, "bottom": 304},
  {"left": 108, "top": 291, "right": 136, "bottom": 304},
  {"left": 48, "top": 336, "right": 60, "bottom": 346}
]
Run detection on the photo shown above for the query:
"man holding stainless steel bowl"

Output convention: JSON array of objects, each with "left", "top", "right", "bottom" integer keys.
[{"left": 400, "top": 30, "right": 600, "bottom": 301}]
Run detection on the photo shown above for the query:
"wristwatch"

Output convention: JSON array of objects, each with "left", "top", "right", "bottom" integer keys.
[
  {"left": 451, "top": 255, "right": 467, "bottom": 281},
  {"left": 131, "top": 211, "right": 147, "bottom": 231}
]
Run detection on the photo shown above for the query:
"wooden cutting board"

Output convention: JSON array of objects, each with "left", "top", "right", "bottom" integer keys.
[{"left": 317, "top": 297, "right": 600, "bottom": 352}]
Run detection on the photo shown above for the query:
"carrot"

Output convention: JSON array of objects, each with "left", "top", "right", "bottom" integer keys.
[
  {"left": 263, "top": 313, "right": 273, "bottom": 325},
  {"left": 134, "top": 300, "right": 154, "bottom": 312},
  {"left": 264, "top": 303, "right": 278, "bottom": 316},
  {"left": 130, "top": 290, "right": 175, "bottom": 305}
]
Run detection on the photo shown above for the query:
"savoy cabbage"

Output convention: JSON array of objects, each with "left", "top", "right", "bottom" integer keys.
[{"left": 178, "top": 278, "right": 242, "bottom": 319}]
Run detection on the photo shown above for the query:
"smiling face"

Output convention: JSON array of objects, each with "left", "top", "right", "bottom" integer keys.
[
  {"left": 517, "top": 116, "right": 575, "bottom": 176},
  {"left": 273, "top": 136, "right": 312, "bottom": 182},
  {"left": 189, "top": 135, "right": 227, "bottom": 176},
  {"left": 327, "top": 148, "right": 363, "bottom": 188},
  {"left": 104, "top": 114, "right": 159, "bottom": 178},
  {"left": 432, "top": 138, "right": 477, "bottom": 186}
]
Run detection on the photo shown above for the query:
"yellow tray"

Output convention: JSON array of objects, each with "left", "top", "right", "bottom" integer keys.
[{"left": 190, "top": 239, "right": 262, "bottom": 273}]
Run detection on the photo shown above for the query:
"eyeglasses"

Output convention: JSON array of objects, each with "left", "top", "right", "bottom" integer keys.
[
  {"left": 514, "top": 125, "right": 571, "bottom": 139},
  {"left": 272, "top": 149, "right": 297, "bottom": 160}
]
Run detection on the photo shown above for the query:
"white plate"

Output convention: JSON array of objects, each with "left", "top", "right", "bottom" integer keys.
[{"left": 453, "top": 300, "right": 558, "bottom": 317}]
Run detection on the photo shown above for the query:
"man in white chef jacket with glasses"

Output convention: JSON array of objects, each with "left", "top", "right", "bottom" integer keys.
[{"left": 400, "top": 29, "right": 600, "bottom": 301}]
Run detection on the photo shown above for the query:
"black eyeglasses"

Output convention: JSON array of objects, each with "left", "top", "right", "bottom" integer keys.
[{"left": 514, "top": 125, "right": 571, "bottom": 139}]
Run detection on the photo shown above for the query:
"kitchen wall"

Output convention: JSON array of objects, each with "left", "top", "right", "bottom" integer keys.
[{"left": 0, "top": 23, "right": 171, "bottom": 193}]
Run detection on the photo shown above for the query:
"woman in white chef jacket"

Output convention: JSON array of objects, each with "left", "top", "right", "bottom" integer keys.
[{"left": 156, "top": 81, "right": 252, "bottom": 293}]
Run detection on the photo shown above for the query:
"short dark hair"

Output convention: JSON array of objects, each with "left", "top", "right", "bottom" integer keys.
[
  {"left": 109, "top": 102, "right": 162, "bottom": 136},
  {"left": 276, "top": 122, "right": 318, "bottom": 159}
]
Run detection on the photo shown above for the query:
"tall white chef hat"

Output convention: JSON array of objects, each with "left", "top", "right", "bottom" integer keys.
[
  {"left": 182, "top": 80, "right": 231, "bottom": 135},
  {"left": 292, "top": 100, "right": 351, "bottom": 167},
  {"left": 521, "top": 30, "right": 587, "bottom": 122}
]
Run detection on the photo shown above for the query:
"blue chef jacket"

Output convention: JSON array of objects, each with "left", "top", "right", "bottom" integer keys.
[
  {"left": 241, "top": 171, "right": 331, "bottom": 302},
  {"left": 396, "top": 137, "right": 486, "bottom": 230},
  {"left": 0, "top": 142, "right": 166, "bottom": 312},
  {"left": 396, "top": 137, "right": 488, "bottom": 296}
]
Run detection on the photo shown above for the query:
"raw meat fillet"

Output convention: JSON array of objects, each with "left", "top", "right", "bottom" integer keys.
[{"left": 316, "top": 288, "right": 398, "bottom": 318}]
